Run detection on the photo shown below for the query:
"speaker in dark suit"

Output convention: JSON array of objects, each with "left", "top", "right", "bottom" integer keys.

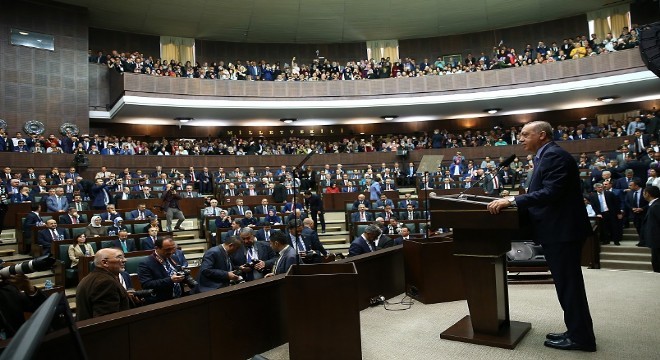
[{"left": 640, "top": 186, "right": 660, "bottom": 272}]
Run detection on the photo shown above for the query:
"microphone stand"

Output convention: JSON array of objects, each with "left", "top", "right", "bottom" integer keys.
[{"left": 292, "top": 149, "right": 315, "bottom": 266}]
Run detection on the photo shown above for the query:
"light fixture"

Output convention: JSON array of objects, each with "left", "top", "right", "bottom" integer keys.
[
  {"left": 19, "top": 31, "right": 29, "bottom": 36},
  {"left": 580, "top": 117, "right": 587, "bottom": 121},
  {"left": 280, "top": 118, "right": 296, "bottom": 124},
  {"left": 597, "top": 96, "right": 618, "bottom": 103},
  {"left": 485, "top": 109, "right": 501, "bottom": 114},
  {"left": 174, "top": 117, "right": 193, "bottom": 123},
  {"left": 381, "top": 116, "right": 398, "bottom": 121}
]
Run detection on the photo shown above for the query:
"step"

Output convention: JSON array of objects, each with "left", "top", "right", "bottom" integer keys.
[
  {"left": 601, "top": 243, "right": 650, "bottom": 254},
  {"left": 622, "top": 234, "right": 639, "bottom": 241},
  {"left": 320, "top": 237, "right": 349, "bottom": 245},
  {"left": 26, "top": 270, "right": 55, "bottom": 282},
  {"left": 0, "top": 253, "right": 34, "bottom": 263},
  {"left": 0, "top": 248, "right": 15, "bottom": 257},
  {"left": 176, "top": 238, "right": 208, "bottom": 246},
  {"left": 601, "top": 252, "right": 651, "bottom": 262},
  {"left": 0, "top": 233, "right": 15, "bottom": 240},
  {"left": 325, "top": 224, "right": 344, "bottom": 232},
  {"left": 173, "top": 233, "right": 196, "bottom": 241},
  {"left": 180, "top": 246, "right": 206, "bottom": 254},
  {"left": 324, "top": 244, "right": 351, "bottom": 251},
  {"left": 600, "top": 260, "right": 653, "bottom": 271},
  {"left": 319, "top": 230, "right": 349, "bottom": 236}
]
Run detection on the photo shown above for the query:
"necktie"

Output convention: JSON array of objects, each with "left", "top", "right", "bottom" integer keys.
[
  {"left": 633, "top": 191, "right": 638, "bottom": 208},
  {"left": 51, "top": 230, "right": 58, "bottom": 240},
  {"left": 367, "top": 241, "right": 375, "bottom": 252},
  {"left": 77, "top": 203, "right": 82, "bottom": 211},
  {"left": 239, "top": 207, "right": 244, "bottom": 215},
  {"left": 138, "top": 211, "right": 143, "bottom": 219},
  {"left": 409, "top": 212, "right": 413, "bottom": 220},
  {"left": 296, "top": 237, "right": 305, "bottom": 252},
  {"left": 246, "top": 247, "right": 253, "bottom": 262},
  {"left": 360, "top": 213, "right": 366, "bottom": 222},
  {"left": 493, "top": 176, "right": 499, "bottom": 189},
  {"left": 264, "top": 206, "right": 268, "bottom": 214},
  {"left": 265, "top": 231, "right": 270, "bottom": 241},
  {"left": 120, "top": 240, "right": 128, "bottom": 252},
  {"left": 72, "top": 216, "right": 78, "bottom": 224},
  {"left": 164, "top": 260, "right": 182, "bottom": 298}
]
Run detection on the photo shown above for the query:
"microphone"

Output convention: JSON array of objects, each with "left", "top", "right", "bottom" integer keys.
[
  {"left": 458, "top": 154, "right": 515, "bottom": 199},
  {"left": 498, "top": 154, "right": 516, "bottom": 171}
]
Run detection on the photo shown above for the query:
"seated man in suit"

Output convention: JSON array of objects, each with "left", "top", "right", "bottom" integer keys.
[
  {"left": 282, "top": 200, "right": 304, "bottom": 214},
  {"left": 253, "top": 198, "right": 275, "bottom": 215},
  {"left": 223, "top": 183, "right": 242, "bottom": 197},
  {"left": 138, "top": 237, "right": 189, "bottom": 304},
  {"left": 70, "top": 194, "right": 90, "bottom": 211},
  {"left": 140, "top": 227, "right": 160, "bottom": 250},
  {"left": 382, "top": 178, "right": 397, "bottom": 191},
  {"left": 383, "top": 217, "right": 403, "bottom": 236},
  {"left": 229, "top": 198, "right": 251, "bottom": 216},
  {"left": 11, "top": 186, "right": 34, "bottom": 203},
  {"left": 129, "top": 203, "right": 155, "bottom": 220},
  {"left": 375, "top": 194, "right": 394, "bottom": 209},
  {"left": 218, "top": 220, "right": 242, "bottom": 245},
  {"left": 300, "top": 218, "right": 327, "bottom": 262},
  {"left": 46, "top": 187, "right": 69, "bottom": 213},
  {"left": 378, "top": 204, "right": 396, "bottom": 221},
  {"left": 398, "top": 193, "right": 418, "bottom": 209},
  {"left": 265, "top": 231, "right": 297, "bottom": 277},
  {"left": 230, "top": 227, "right": 277, "bottom": 281},
  {"left": 203, "top": 199, "right": 223, "bottom": 217},
  {"left": 37, "top": 219, "right": 68, "bottom": 255},
  {"left": 255, "top": 223, "right": 278, "bottom": 242},
  {"left": 348, "top": 224, "right": 382, "bottom": 257},
  {"left": 395, "top": 226, "right": 411, "bottom": 245},
  {"left": 400, "top": 204, "right": 421, "bottom": 221},
  {"left": 113, "top": 186, "right": 134, "bottom": 203},
  {"left": 59, "top": 207, "right": 86, "bottom": 224},
  {"left": 181, "top": 184, "right": 199, "bottom": 198},
  {"left": 112, "top": 230, "right": 137, "bottom": 253},
  {"left": 100, "top": 204, "right": 121, "bottom": 223},
  {"left": 194, "top": 235, "right": 243, "bottom": 293},
  {"left": 135, "top": 186, "right": 155, "bottom": 200},
  {"left": 285, "top": 208, "right": 307, "bottom": 224},
  {"left": 351, "top": 204, "right": 372, "bottom": 223}
]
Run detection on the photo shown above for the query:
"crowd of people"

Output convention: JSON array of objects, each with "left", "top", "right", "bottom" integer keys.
[
  {"left": 0, "top": 110, "right": 657, "bottom": 157},
  {"left": 90, "top": 27, "right": 640, "bottom": 81}
]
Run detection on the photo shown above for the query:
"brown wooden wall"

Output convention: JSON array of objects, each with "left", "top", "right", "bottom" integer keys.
[
  {"left": 0, "top": 137, "right": 631, "bottom": 180},
  {"left": 0, "top": 0, "right": 89, "bottom": 136},
  {"left": 88, "top": 15, "right": 587, "bottom": 67},
  {"left": 399, "top": 15, "right": 588, "bottom": 63}
]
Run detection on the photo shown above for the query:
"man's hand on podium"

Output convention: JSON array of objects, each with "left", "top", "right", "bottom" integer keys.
[{"left": 487, "top": 197, "right": 514, "bottom": 214}]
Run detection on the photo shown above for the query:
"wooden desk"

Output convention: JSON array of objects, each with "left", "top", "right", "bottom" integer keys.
[{"left": 116, "top": 198, "right": 206, "bottom": 217}]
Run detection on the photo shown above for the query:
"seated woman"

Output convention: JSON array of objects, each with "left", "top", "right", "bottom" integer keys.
[
  {"left": 325, "top": 182, "right": 341, "bottom": 193},
  {"left": 263, "top": 209, "right": 282, "bottom": 225},
  {"left": 84, "top": 216, "right": 107, "bottom": 238},
  {"left": 240, "top": 210, "right": 258, "bottom": 228},
  {"left": 67, "top": 233, "right": 95, "bottom": 268},
  {"left": 215, "top": 210, "right": 232, "bottom": 229},
  {"left": 107, "top": 217, "right": 128, "bottom": 236}
]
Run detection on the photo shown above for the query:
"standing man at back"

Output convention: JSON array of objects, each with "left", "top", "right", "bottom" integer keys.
[{"left": 488, "top": 121, "right": 596, "bottom": 352}]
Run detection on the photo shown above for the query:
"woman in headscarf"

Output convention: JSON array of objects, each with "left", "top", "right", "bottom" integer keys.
[
  {"left": 107, "top": 217, "right": 128, "bottom": 236},
  {"left": 84, "top": 215, "right": 107, "bottom": 237}
]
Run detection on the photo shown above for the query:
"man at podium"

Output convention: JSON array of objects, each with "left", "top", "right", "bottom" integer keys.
[{"left": 488, "top": 121, "right": 596, "bottom": 352}]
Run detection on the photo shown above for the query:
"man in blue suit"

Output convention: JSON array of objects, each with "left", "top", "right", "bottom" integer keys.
[
  {"left": 488, "top": 121, "right": 596, "bottom": 352},
  {"left": 348, "top": 224, "right": 382, "bottom": 257},
  {"left": 129, "top": 203, "right": 155, "bottom": 220},
  {"left": 90, "top": 178, "right": 111, "bottom": 210},
  {"left": 46, "top": 187, "right": 69, "bottom": 213},
  {"left": 37, "top": 219, "right": 68, "bottom": 255},
  {"left": 265, "top": 231, "right": 297, "bottom": 276},
  {"left": 138, "top": 237, "right": 189, "bottom": 304},
  {"left": 230, "top": 228, "right": 277, "bottom": 281},
  {"left": 195, "top": 236, "right": 243, "bottom": 292}
]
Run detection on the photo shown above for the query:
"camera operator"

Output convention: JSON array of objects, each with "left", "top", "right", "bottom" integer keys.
[
  {"left": 75, "top": 248, "right": 131, "bottom": 321},
  {"left": 230, "top": 228, "right": 277, "bottom": 281},
  {"left": 162, "top": 183, "right": 186, "bottom": 231},
  {"left": 265, "top": 231, "right": 297, "bottom": 277},
  {"left": 0, "top": 261, "right": 47, "bottom": 339},
  {"left": 138, "top": 237, "right": 191, "bottom": 304},
  {"left": 194, "top": 236, "right": 242, "bottom": 293}
]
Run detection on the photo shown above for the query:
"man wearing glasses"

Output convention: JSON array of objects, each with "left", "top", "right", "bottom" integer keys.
[{"left": 75, "top": 248, "right": 130, "bottom": 321}]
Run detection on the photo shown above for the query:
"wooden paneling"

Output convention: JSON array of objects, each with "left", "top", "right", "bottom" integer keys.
[{"left": 0, "top": 0, "right": 89, "bottom": 136}]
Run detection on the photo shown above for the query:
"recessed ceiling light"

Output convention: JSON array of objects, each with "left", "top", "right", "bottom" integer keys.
[
  {"left": 19, "top": 31, "right": 29, "bottom": 36},
  {"left": 597, "top": 96, "right": 618, "bottom": 103},
  {"left": 359, "top": 132, "right": 365, "bottom": 135},
  {"left": 174, "top": 117, "right": 193, "bottom": 123},
  {"left": 485, "top": 108, "right": 501, "bottom": 114},
  {"left": 381, "top": 116, "right": 398, "bottom": 121},
  {"left": 280, "top": 118, "right": 296, "bottom": 124},
  {"left": 580, "top": 117, "right": 587, "bottom": 120}
]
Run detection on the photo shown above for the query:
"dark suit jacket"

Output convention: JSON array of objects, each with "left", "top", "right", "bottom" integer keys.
[
  {"left": 641, "top": 200, "right": 660, "bottom": 248},
  {"left": 255, "top": 228, "right": 280, "bottom": 242},
  {"left": 514, "top": 142, "right": 590, "bottom": 244},
  {"left": 301, "top": 227, "right": 327, "bottom": 257},
  {"left": 37, "top": 228, "right": 68, "bottom": 254},
  {"left": 11, "top": 193, "right": 34, "bottom": 203},
  {"left": 140, "top": 236, "right": 158, "bottom": 250},
  {"left": 112, "top": 239, "right": 137, "bottom": 252},
  {"left": 129, "top": 209, "right": 155, "bottom": 219},
  {"left": 23, "top": 212, "right": 43, "bottom": 239},
  {"left": 348, "top": 235, "right": 376, "bottom": 256},
  {"left": 138, "top": 255, "right": 180, "bottom": 303},
  {"left": 91, "top": 184, "right": 111, "bottom": 208},
  {"left": 377, "top": 235, "right": 394, "bottom": 249},
  {"left": 230, "top": 242, "right": 277, "bottom": 276},
  {"left": 351, "top": 212, "right": 374, "bottom": 222},
  {"left": 624, "top": 189, "right": 648, "bottom": 219},
  {"left": 273, "top": 246, "right": 297, "bottom": 275},
  {"left": 196, "top": 246, "right": 234, "bottom": 292},
  {"left": 253, "top": 205, "right": 276, "bottom": 215},
  {"left": 229, "top": 205, "right": 251, "bottom": 216},
  {"left": 58, "top": 214, "right": 87, "bottom": 224},
  {"left": 589, "top": 191, "right": 621, "bottom": 215}
]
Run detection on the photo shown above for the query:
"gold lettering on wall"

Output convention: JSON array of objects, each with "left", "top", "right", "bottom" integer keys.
[{"left": 223, "top": 127, "right": 346, "bottom": 137}]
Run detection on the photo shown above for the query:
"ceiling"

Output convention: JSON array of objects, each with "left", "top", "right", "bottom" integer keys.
[
  {"left": 90, "top": 71, "right": 660, "bottom": 128},
  {"left": 56, "top": 0, "right": 623, "bottom": 43}
]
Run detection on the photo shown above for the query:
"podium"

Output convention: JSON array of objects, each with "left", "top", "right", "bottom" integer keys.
[
  {"left": 429, "top": 194, "right": 531, "bottom": 349},
  {"left": 285, "top": 263, "right": 361, "bottom": 360},
  {"left": 403, "top": 236, "right": 465, "bottom": 304}
]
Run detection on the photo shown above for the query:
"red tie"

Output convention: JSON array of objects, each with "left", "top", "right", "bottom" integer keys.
[{"left": 72, "top": 216, "right": 78, "bottom": 224}]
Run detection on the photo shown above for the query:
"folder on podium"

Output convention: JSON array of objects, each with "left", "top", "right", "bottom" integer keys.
[{"left": 429, "top": 193, "right": 531, "bottom": 349}]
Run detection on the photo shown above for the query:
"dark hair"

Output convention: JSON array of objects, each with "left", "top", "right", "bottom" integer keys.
[
  {"left": 287, "top": 219, "right": 303, "bottom": 229},
  {"left": 631, "top": 178, "right": 644, "bottom": 188},
  {"left": 154, "top": 236, "right": 173, "bottom": 248},
  {"left": 644, "top": 185, "right": 660, "bottom": 198},
  {"left": 270, "top": 230, "right": 289, "bottom": 245},
  {"left": 223, "top": 235, "right": 241, "bottom": 246}
]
